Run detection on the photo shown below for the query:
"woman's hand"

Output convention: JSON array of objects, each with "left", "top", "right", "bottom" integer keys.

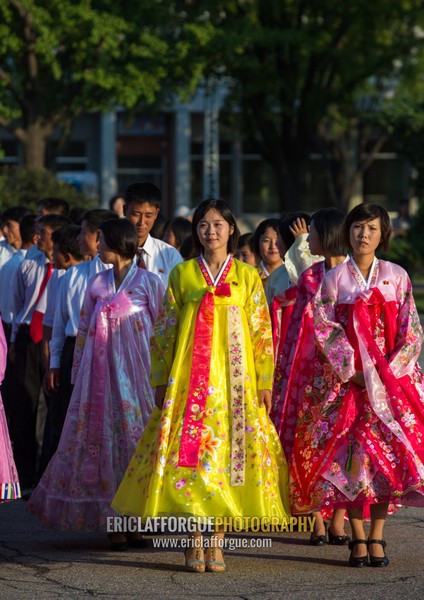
[
  {"left": 154, "top": 384, "right": 167, "bottom": 409},
  {"left": 258, "top": 389, "right": 272, "bottom": 415},
  {"left": 350, "top": 371, "right": 365, "bottom": 387},
  {"left": 289, "top": 217, "right": 309, "bottom": 238}
]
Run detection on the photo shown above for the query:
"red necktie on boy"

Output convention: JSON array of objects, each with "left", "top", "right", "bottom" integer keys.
[{"left": 29, "top": 262, "right": 54, "bottom": 343}]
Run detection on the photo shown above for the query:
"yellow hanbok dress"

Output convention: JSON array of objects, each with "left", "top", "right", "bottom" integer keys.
[{"left": 112, "top": 256, "right": 290, "bottom": 522}]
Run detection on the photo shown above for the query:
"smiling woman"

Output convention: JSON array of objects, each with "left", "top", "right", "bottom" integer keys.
[
  {"left": 112, "top": 198, "right": 291, "bottom": 573},
  {"left": 253, "top": 218, "right": 283, "bottom": 281}
]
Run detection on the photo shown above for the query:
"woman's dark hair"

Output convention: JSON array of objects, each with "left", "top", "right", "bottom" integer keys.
[
  {"left": 278, "top": 212, "right": 312, "bottom": 252},
  {"left": 311, "top": 208, "right": 346, "bottom": 256},
  {"left": 150, "top": 212, "right": 167, "bottom": 239},
  {"left": 253, "top": 219, "right": 280, "bottom": 257},
  {"left": 344, "top": 203, "right": 392, "bottom": 252},
  {"left": 237, "top": 232, "right": 255, "bottom": 252},
  {"left": 179, "top": 235, "right": 194, "bottom": 260},
  {"left": 99, "top": 218, "right": 138, "bottom": 260},
  {"left": 165, "top": 216, "right": 192, "bottom": 249},
  {"left": 192, "top": 199, "right": 239, "bottom": 255}
]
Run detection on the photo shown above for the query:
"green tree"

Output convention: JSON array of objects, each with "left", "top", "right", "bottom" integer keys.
[
  {"left": 0, "top": 165, "right": 94, "bottom": 211},
  {"left": 0, "top": 0, "right": 209, "bottom": 169},
  {"left": 178, "top": 0, "right": 424, "bottom": 211}
]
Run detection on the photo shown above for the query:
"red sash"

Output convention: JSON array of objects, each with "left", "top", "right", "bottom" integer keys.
[{"left": 178, "top": 256, "right": 232, "bottom": 467}]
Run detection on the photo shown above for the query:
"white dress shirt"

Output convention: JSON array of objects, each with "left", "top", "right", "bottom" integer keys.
[
  {"left": 0, "top": 239, "right": 16, "bottom": 270},
  {"left": 0, "top": 249, "right": 26, "bottom": 324},
  {"left": 140, "top": 234, "right": 183, "bottom": 287},
  {"left": 25, "top": 245, "right": 43, "bottom": 260},
  {"left": 49, "top": 255, "right": 111, "bottom": 369},
  {"left": 12, "top": 252, "right": 52, "bottom": 342},
  {"left": 42, "top": 269, "right": 66, "bottom": 328}
]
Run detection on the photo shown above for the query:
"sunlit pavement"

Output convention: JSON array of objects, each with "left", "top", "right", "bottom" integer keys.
[
  {"left": 0, "top": 499, "right": 424, "bottom": 599},
  {"left": 0, "top": 335, "right": 423, "bottom": 599}
]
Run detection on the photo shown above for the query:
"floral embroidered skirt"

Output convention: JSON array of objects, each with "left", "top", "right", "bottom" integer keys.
[
  {"left": 113, "top": 399, "right": 291, "bottom": 523},
  {"left": 290, "top": 354, "right": 424, "bottom": 513}
]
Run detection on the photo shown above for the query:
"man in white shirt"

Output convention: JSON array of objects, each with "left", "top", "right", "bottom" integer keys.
[
  {"left": 0, "top": 214, "right": 38, "bottom": 423},
  {"left": 0, "top": 206, "right": 32, "bottom": 272},
  {"left": 124, "top": 182, "right": 182, "bottom": 287},
  {"left": 0, "top": 209, "right": 34, "bottom": 335},
  {"left": 10, "top": 213, "right": 70, "bottom": 491},
  {"left": 37, "top": 224, "right": 85, "bottom": 475}
]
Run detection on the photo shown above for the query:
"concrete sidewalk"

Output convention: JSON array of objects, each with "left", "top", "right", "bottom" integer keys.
[{"left": 0, "top": 499, "right": 423, "bottom": 599}]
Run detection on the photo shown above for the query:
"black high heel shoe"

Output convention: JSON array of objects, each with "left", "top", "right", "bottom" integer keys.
[
  {"left": 367, "top": 539, "right": 389, "bottom": 567},
  {"left": 328, "top": 528, "right": 351, "bottom": 546},
  {"left": 309, "top": 533, "right": 327, "bottom": 546},
  {"left": 348, "top": 539, "right": 369, "bottom": 567}
]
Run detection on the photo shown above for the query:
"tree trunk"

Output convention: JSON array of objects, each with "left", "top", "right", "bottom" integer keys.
[{"left": 15, "top": 121, "right": 48, "bottom": 169}]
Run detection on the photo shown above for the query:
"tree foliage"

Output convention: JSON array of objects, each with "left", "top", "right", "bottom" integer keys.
[
  {"left": 2, "top": 1, "right": 424, "bottom": 213},
  {"left": 173, "top": 0, "right": 424, "bottom": 210},
  {"left": 0, "top": 0, "right": 211, "bottom": 168},
  {"left": 0, "top": 166, "right": 94, "bottom": 211}
]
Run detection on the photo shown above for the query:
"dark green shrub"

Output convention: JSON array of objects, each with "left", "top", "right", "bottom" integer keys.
[{"left": 0, "top": 166, "right": 97, "bottom": 212}]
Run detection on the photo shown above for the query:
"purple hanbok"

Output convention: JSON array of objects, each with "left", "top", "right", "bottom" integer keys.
[
  {"left": 28, "top": 263, "right": 164, "bottom": 530},
  {"left": 0, "top": 321, "right": 20, "bottom": 501}
]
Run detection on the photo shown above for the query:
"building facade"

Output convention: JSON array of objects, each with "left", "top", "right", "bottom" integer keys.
[{"left": 0, "top": 86, "right": 411, "bottom": 219}]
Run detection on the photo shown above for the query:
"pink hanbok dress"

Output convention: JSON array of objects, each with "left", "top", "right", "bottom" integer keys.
[
  {"left": 290, "top": 258, "right": 424, "bottom": 514},
  {"left": 0, "top": 321, "right": 20, "bottom": 501},
  {"left": 28, "top": 263, "right": 164, "bottom": 530},
  {"left": 270, "top": 285, "right": 297, "bottom": 409},
  {"left": 272, "top": 260, "right": 325, "bottom": 461}
]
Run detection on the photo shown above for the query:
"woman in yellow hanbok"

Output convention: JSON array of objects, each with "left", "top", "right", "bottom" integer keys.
[{"left": 112, "top": 199, "right": 290, "bottom": 572}]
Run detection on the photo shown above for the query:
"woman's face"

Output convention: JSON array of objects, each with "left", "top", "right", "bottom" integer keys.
[
  {"left": 98, "top": 231, "right": 116, "bottom": 264},
  {"left": 196, "top": 209, "right": 233, "bottom": 254},
  {"left": 308, "top": 220, "right": 321, "bottom": 256},
  {"left": 259, "top": 227, "right": 281, "bottom": 266},
  {"left": 235, "top": 244, "right": 257, "bottom": 266},
  {"left": 163, "top": 227, "right": 177, "bottom": 249},
  {"left": 349, "top": 217, "right": 382, "bottom": 259}
]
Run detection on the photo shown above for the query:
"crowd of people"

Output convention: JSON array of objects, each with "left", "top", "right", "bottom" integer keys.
[{"left": 1, "top": 183, "right": 424, "bottom": 574}]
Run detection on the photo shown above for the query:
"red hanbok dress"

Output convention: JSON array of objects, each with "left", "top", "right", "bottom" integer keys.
[
  {"left": 290, "top": 258, "right": 424, "bottom": 514},
  {"left": 272, "top": 260, "right": 326, "bottom": 461}
]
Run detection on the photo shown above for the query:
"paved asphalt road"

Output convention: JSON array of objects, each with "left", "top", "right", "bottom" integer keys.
[
  {"left": 0, "top": 500, "right": 424, "bottom": 599},
  {"left": 1, "top": 327, "right": 424, "bottom": 599}
]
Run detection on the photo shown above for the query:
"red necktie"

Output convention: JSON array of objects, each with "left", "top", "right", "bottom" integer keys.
[
  {"left": 29, "top": 263, "right": 54, "bottom": 343},
  {"left": 137, "top": 248, "right": 146, "bottom": 269}
]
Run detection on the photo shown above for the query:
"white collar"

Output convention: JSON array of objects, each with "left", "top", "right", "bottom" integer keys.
[
  {"left": 259, "top": 260, "right": 270, "bottom": 277},
  {"left": 140, "top": 234, "right": 153, "bottom": 256},
  {"left": 201, "top": 254, "right": 231, "bottom": 285},
  {"left": 351, "top": 256, "right": 377, "bottom": 289}
]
